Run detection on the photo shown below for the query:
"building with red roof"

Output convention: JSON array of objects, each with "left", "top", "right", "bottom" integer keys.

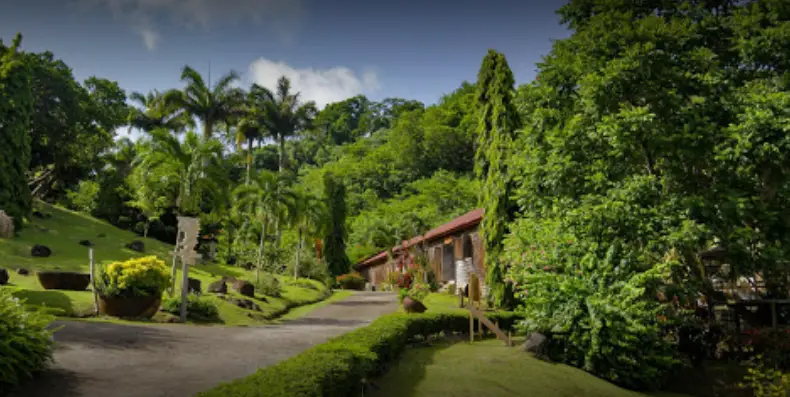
[{"left": 354, "top": 208, "right": 486, "bottom": 290}]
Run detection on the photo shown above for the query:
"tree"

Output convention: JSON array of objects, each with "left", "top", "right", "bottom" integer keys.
[
  {"left": 0, "top": 33, "right": 33, "bottom": 230},
  {"left": 235, "top": 86, "right": 274, "bottom": 184},
  {"left": 127, "top": 163, "right": 172, "bottom": 238},
  {"left": 134, "top": 129, "right": 227, "bottom": 216},
  {"left": 165, "top": 65, "right": 244, "bottom": 140},
  {"left": 254, "top": 77, "right": 317, "bottom": 172},
  {"left": 291, "top": 191, "right": 326, "bottom": 278},
  {"left": 128, "top": 90, "right": 188, "bottom": 134},
  {"left": 474, "top": 50, "right": 521, "bottom": 309},
  {"left": 323, "top": 172, "right": 350, "bottom": 278},
  {"left": 24, "top": 52, "right": 127, "bottom": 200},
  {"left": 234, "top": 170, "right": 295, "bottom": 281}
]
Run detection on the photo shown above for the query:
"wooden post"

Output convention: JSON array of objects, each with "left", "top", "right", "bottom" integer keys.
[
  {"left": 89, "top": 248, "right": 98, "bottom": 316},
  {"left": 170, "top": 254, "right": 179, "bottom": 296},
  {"left": 469, "top": 310, "right": 474, "bottom": 343},
  {"left": 180, "top": 258, "right": 189, "bottom": 322}
]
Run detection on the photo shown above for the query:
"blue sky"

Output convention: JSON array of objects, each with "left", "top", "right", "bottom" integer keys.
[{"left": 1, "top": 0, "right": 569, "bottom": 108}]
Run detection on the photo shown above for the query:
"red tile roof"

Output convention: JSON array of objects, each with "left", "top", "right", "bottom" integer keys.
[
  {"left": 353, "top": 208, "right": 484, "bottom": 269},
  {"left": 423, "top": 208, "right": 484, "bottom": 243}
]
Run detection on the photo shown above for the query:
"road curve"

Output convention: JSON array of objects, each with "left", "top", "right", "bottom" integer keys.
[{"left": 14, "top": 292, "right": 397, "bottom": 397}]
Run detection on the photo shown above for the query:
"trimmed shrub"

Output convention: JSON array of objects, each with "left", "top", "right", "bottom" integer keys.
[
  {"left": 255, "top": 275, "right": 282, "bottom": 297},
  {"left": 0, "top": 289, "right": 54, "bottom": 395},
  {"left": 162, "top": 294, "right": 220, "bottom": 323},
  {"left": 336, "top": 272, "right": 365, "bottom": 290},
  {"left": 197, "top": 310, "right": 523, "bottom": 397},
  {"left": 287, "top": 278, "right": 323, "bottom": 291}
]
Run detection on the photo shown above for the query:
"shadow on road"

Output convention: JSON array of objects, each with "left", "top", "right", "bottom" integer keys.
[
  {"left": 12, "top": 368, "right": 82, "bottom": 397},
  {"left": 51, "top": 321, "right": 177, "bottom": 351},
  {"left": 283, "top": 317, "right": 369, "bottom": 327}
]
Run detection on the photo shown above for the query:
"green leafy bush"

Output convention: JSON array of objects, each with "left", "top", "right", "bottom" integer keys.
[
  {"left": 162, "top": 294, "right": 220, "bottom": 323},
  {"left": 255, "top": 275, "right": 282, "bottom": 297},
  {"left": 0, "top": 289, "right": 55, "bottom": 395},
  {"left": 95, "top": 256, "right": 171, "bottom": 298},
  {"left": 504, "top": 215, "right": 685, "bottom": 390},
  {"left": 287, "top": 278, "right": 322, "bottom": 291},
  {"left": 197, "top": 310, "right": 523, "bottom": 397},
  {"left": 336, "top": 272, "right": 365, "bottom": 290},
  {"left": 740, "top": 355, "right": 790, "bottom": 397}
]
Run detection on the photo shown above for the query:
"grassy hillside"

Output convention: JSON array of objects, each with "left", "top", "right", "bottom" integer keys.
[
  {"left": 0, "top": 201, "right": 331, "bottom": 325},
  {"left": 371, "top": 338, "right": 689, "bottom": 397}
]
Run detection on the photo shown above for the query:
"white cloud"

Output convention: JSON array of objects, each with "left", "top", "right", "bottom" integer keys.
[
  {"left": 79, "top": 0, "right": 303, "bottom": 50},
  {"left": 247, "top": 58, "right": 381, "bottom": 109},
  {"left": 136, "top": 25, "right": 160, "bottom": 50}
]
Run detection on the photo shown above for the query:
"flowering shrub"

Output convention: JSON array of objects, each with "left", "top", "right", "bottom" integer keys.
[
  {"left": 96, "top": 256, "right": 171, "bottom": 298},
  {"left": 396, "top": 272, "right": 412, "bottom": 289},
  {"left": 0, "top": 289, "right": 54, "bottom": 395},
  {"left": 336, "top": 272, "right": 365, "bottom": 290}
]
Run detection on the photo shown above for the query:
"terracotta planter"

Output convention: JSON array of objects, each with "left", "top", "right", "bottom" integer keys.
[
  {"left": 37, "top": 271, "right": 91, "bottom": 291},
  {"left": 402, "top": 296, "right": 427, "bottom": 314},
  {"left": 98, "top": 294, "right": 162, "bottom": 319}
]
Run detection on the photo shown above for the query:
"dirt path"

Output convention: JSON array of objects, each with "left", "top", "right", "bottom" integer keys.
[{"left": 14, "top": 292, "right": 397, "bottom": 397}]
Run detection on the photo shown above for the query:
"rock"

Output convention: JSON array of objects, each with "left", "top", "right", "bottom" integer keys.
[
  {"left": 207, "top": 280, "right": 227, "bottom": 294},
  {"left": 241, "top": 262, "right": 254, "bottom": 270},
  {"left": 31, "top": 244, "right": 51, "bottom": 257},
  {"left": 97, "top": 233, "right": 106, "bottom": 238},
  {"left": 188, "top": 277, "right": 202, "bottom": 294},
  {"left": 32, "top": 211, "right": 47, "bottom": 219},
  {"left": 522, "top": 332, "right": 549, "bottom": 356},
  {"left": 79, "top": 240, "right": 93, "bottom": 247},
  {"left": 402, "top": 296, "right": 427, "bottom": 314},
  {"left": 226, "top": 256, "right": 237, "bottom": 266},
  {"left": 229, "top": 297, "right": 261, "bottom": 311},
  {"left": 126, "top": 240, "right": 144, "bottom": 252},
  {"left": 232, "top": 279, "right": 255, "bottom": 298},
  {"left": 16, "top": 268, "right": 29, "bottom": 276},
  {"left": 0, "top": 268, "right": 8, "bottom": 285}
]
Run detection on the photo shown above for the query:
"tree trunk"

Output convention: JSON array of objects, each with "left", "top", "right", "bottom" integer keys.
[
  {"left": 295, "top": 228, "right": 303, "bottom": 278},
  {"left": 278, "top": 135, "right": 285, "bottom": 172},
  {"left": 143, "top": 222, "right": 150, "bottom": 239},
  {"left": 204, "top": 120, "right": 213, "bottom": 140},
  {"left": 246, "top": 138, "right": 253, "bottom": 185},
  {"left": 257, "top": 219, "right": 266, "bottom": 284}
]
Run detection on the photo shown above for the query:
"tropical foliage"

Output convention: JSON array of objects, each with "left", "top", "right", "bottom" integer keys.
[
  {"left": 96, "top": 256, "right": 171, "bottom": 298},
  {"left": 0, "top": 289, "right": 54, "bottom": 395}
]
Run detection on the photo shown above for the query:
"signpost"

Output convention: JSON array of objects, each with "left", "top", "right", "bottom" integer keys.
[{"left": 171, "top": 216, "right": 201, "bottom": 323}]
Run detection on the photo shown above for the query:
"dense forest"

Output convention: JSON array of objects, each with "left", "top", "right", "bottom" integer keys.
[{"left": 4, "top": 0, "right": 790, "bottom": 391}]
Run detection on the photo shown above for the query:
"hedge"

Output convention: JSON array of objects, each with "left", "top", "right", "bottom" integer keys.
[{"left": 197, "top": 310, "right": 523, "bottom": 397}]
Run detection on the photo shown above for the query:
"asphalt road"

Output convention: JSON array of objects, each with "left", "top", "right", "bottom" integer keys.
[{"left": 14, "top": 292, "right": 397, "bottom": 397}]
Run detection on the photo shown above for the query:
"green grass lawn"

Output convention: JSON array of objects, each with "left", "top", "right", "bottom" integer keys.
[
  {"left": 0, "top": 201, "right": 331, "bottom": 325},
  {"left": 370, "top": 338, "right": 689, "bottom": 397}
]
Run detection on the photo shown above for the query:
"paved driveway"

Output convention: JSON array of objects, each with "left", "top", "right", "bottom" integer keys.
[{"left": 14, "top": 292, "right": 397, "bottom": 397}]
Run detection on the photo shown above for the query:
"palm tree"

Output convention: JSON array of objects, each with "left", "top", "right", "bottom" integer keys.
[
  {"left": 252, "top": 77, "right": 317, "bottom": 171},
  {"left": 127, "top": 90, "right": 189, "bottom": 134},
  {"left": 291, "top": 191, "right": 326, "bottom": 278},
  {"left": 235, "top": 86, "right": 275, "bottom": 184},
  {"left": 233, "top": 170, "right": 295, "bottom": 281},
  {"left": 134, "top": 129, "right": 228, "bottom": 216},
  {"left": 165, "top": 65, "right": 245, "bottom": 140}
]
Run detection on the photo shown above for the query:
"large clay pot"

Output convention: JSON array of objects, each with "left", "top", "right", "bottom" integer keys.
[
  {"left": 402, "top": 296, "right": 427, "bottom": 314},
  {"left": 98, "top": 294, "right": 162, "bottom": 319},
  {"left": 37, "top": 271, "right": 91, "bottom": 291}
]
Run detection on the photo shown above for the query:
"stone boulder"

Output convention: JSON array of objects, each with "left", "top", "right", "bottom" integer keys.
[
  {"left": 79, "top": 240, "right": 93, "bottom": 247},
  {"left": 188, "top": 277, "right": 202, "bottom": 294},
  {"left": 522, "top": 332, "right": 549, "bottom": 358},
  {"left": 126, "top": 240, "right": 145, "bottom": 252},
  {"left": 17, "top": 268, "right": 29, "bottom": 276},
  {"left": 228, "top": 297, "right": 260, "bottom": 311},
  {"left": 241, "top": 262, "right": 254, "bottom": 271},
  {"left": 31, "top": 244, "right": 51, "bottom": 257},
  {"left": 402, "top": 296, "right": 427, "bottom": 314},
  {"left": 97, "top": 233, "right": 106, "bottom": 238},
  {"left": 32, "top": 211, "right": 51, "bottom": 219},
  {"left": 232, "top": 280, "right": 255, "bottom": 298},
  {"left": 0, "top": 210, "right": 14, "bottom": 238},
  {"left": 0, "top": 268, "right": 8, "bottom": 285},
  {"left": 207, "top": 279, "right": 227, "bottom": 294}
]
